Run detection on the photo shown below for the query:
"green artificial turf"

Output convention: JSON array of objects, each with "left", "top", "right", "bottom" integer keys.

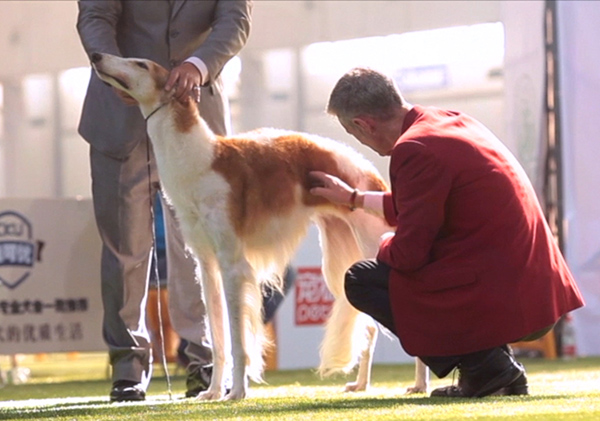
[{"left": 1, "top": 353, "right": 599, "bottom": 420}]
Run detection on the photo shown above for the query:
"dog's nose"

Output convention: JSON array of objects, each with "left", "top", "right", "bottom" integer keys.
[{"left": 91, "top": 53, "right": 103, "bottom": 64}]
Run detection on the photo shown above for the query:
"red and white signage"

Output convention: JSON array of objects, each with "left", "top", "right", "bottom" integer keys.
[{"left": 294, "top": 267, "right": 334, "bottom": 326}]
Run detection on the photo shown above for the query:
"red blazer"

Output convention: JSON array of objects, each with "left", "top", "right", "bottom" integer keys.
[{"left": 377, "top": 105, "right": 584, "bottom": 357}]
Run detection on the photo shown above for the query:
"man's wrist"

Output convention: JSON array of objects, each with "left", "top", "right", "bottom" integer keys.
[
  {"left": 363, "top": 191, "right": 385, "bottom": 215},
  {"left": 184, "top": 57, "right": 208, "bottom": 85}
]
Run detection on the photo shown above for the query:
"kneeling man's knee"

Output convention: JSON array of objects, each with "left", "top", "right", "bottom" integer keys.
[{"left": 344, "top": 262, "right": 363, "bottom": 307}]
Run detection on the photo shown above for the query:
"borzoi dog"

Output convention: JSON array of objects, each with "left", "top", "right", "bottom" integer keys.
[{"left": 91, "top": 53, "right": 428, "bottom": 400}]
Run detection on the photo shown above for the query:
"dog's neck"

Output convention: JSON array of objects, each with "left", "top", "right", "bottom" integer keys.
[
  {"left": 144, "top": 101, "right": 168, "bottom": 122},
  {"left": 143, "top": 96, "right": 217, "bottom": 177},
  {"left": 140, "top": 88, "right": 172, "bottom": 122}
]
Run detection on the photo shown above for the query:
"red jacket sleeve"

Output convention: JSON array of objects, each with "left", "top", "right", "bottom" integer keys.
[
  {"left": 377, "top": 140, "right": 451, "bottom": 272},
  {"left": 382, "top": 192, "right": 397, "bottom": 227}
]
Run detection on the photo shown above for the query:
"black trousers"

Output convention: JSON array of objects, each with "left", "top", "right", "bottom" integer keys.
[{"left": 345, "top": 259, "right": 502, "bottom": 378}]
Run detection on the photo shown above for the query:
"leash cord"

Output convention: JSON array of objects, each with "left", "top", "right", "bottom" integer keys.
[
  {"left": 145, "top": 102, "right": 167, "bottom": 122},
  {"left": 146, "top": 133, "right": 173, "bottom": 401}
]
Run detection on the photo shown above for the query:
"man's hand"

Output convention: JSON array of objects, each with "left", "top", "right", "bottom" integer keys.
[
  {"left": 309, "top": 171, "right": 355, "bottom": 206},
  {"left": 165, "top": 62, "right": 203, "bottom": 102}
]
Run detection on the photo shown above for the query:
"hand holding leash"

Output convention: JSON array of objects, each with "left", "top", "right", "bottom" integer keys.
[{"left": 165, "top": 62, "right": 202, "bottom": 102}]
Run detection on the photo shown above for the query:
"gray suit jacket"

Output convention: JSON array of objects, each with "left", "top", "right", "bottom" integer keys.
[{"left": 77, "top": 0, "right": 252, "bottom": 159}]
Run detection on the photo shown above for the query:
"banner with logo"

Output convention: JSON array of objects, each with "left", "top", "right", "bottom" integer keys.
[
  {"left": 294, "top": 267, "right": 334, "bottom": 326},
  {"left": 0, "top": 198, "right": 104, "bottom": 354}
]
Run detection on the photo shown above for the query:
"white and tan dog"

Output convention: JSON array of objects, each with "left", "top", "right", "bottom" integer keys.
[{"left": 91, "top": 53, "right": 428, "bottom": 400}]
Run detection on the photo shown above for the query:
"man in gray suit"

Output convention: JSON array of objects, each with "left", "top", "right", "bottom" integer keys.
[{"left": 76, "top": 0, "right": 252, "bottom": 402}]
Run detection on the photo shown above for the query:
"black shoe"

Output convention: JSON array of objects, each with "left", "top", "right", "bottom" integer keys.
[
  {"left": 430, "top": 348, "right": 525, "bottom": 398},
  {"left": 184, "top": 364, "right": 212, "bottom": 398},
  {"left": 492, "top": 365, "right": 529, "bottom": 396},
  {"left": 109, "top": 380, "right": 146, "bottom": 402}
]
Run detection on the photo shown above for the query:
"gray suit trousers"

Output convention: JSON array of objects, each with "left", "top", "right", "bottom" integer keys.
[{"left": 90, "top": 136, "right": 211, "bottom": 387}]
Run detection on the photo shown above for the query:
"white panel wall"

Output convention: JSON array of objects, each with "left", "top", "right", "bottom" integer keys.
[
  {"left": 501, "top": 0, "right": 546, "bottom": 191},
  {"left": 0, "top": 1, "right": 502, "bottom": 78},
  {"left": 557, "top": 1, "right": 600, "bottom": 357},
  {"left": 245, "top": 1, "right": 501, "bottom": 52},
  {"left": 0, "top": 1, "right": 87, "bottom": 78}
]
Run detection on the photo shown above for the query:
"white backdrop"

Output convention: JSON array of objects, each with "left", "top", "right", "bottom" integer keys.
[
  {"left": 501, "top": 1, "right": 546, "bottom": 189},
  {"left": 502, "top": 0, "right": 600, "bottom": 357},
  {"left": 557, "top": 1, "right": 600, "bottom": 357}
]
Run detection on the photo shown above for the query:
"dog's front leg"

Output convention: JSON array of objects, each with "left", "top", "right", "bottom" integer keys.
[
  {"left": 405, "top": 358, "right": 430, "bottom": 394},
  {"left": 194, "top": 255, "right": 228, "bottom": 401},
  {"left": 222, "top": 262, "right": 250, "bottom": 400}
]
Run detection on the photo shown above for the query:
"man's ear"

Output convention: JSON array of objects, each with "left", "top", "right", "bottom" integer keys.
[{"left": 352, "top": 116, "right": 375, "bottom": 134}]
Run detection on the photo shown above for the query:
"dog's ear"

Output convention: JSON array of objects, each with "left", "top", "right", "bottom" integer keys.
[
  {"left": 154, "top": 65, "right": 175, "bottom": 104},
  {"left": 154, "top": 64, "right": 170, "bottom": 90},
  {"left": 159, "top": 83, "right": 177, "bottom": 105},
  {"left": 112, "top": 87, "right": 138, "bottom": 106},
  {"left": 159, "top": 81, "right": 193, "bottom": 106}
]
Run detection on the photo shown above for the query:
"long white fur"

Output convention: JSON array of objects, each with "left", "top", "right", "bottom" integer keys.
[{"left": 91, "top": 53, "right": 429, "bottom": 400}]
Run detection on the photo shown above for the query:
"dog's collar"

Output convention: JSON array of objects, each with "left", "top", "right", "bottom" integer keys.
[{"left": 145, "top": 102, "right": 167, "bottom": 122}]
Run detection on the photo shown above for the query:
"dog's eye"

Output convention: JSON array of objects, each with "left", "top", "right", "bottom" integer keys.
[{"left": 136, "top": 61, "right": 149, "bottom": 70}]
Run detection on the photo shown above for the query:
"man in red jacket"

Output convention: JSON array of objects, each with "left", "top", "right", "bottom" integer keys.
[{"left": 310, "top": 67, "right": 584, "bottom": 398}]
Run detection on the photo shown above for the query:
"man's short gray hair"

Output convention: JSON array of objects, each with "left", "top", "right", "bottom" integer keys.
[{"left": 326, "top": 67, "right": 404, "bottom": 122}]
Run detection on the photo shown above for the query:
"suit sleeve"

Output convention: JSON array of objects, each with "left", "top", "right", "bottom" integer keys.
[
  {"left": 192, "top": 0, "right": 253, "bottom": 83},
  {"left": 377, "top": 141, "right": 451, "bottom": 272},
  {"left": 76, "top": 0, "right": 123, "bottom": 58}
]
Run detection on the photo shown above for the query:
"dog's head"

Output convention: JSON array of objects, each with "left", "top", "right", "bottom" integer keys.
[{"left": 91, "top": 53, "right": 170, "bottom": 108}]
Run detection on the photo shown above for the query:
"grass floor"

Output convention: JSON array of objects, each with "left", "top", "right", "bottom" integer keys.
[{"left": 1, "top": 353, "right": 599, "bottom": 420}]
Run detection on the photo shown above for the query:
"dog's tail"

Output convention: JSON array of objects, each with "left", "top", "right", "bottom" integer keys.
[{"left": 315, "top": 214, "right": 377, "bottom": 376}]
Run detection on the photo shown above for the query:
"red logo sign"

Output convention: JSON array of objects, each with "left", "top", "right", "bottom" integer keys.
[{"left": 294, "top": 267, "right": 334, "bottom": 326}]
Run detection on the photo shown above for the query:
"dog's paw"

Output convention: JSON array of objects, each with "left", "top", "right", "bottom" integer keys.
[
  {"left": 196, "top": 389, "right": 223, "bottom": 401},
  {"left": 223, "top": 386, "right": 246, "bottom": 401},
  {"left": 344, "top": 381, "right": 368, "bottom": 392},
  {"left": 405, "top": 385, "right": 428, "bottom": 394}
]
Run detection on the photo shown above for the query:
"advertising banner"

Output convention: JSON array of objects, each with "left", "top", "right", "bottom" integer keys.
[
  {"left": 0, "top": 198, "right": 104, "bottom": 354},
  {"left": 294, "top": 266, "right": 334, "bottom": 326}
]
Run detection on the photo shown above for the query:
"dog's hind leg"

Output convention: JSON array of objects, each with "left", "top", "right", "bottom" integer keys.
[
  {"left": 344, "top": 209, "right": 391, "bottom": 258},
  {"left": 315, "top": 214, "right": 377, "bottom": 392},
  {"left": 346, "top": 211, "right": 431, "bottom": 393},
  {"left": 346, "top": 314, "right": 378, "bottom": 392},
  {"left": 406, "top": 358, "right": 430, "bottom": 394}
]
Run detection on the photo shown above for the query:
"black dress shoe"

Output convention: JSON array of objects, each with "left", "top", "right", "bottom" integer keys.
[
  {"left": 493, "top": 366, "right": 529, "bottom": 396},
  {"left": 434, "top": 368, "right": 529, "bottom": 398},
  {"left": 430, "top": 348, "right": 525, "bottom": 398},
  {"left": 110, "top": 380, "right": 146, "bottom": 402}
]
